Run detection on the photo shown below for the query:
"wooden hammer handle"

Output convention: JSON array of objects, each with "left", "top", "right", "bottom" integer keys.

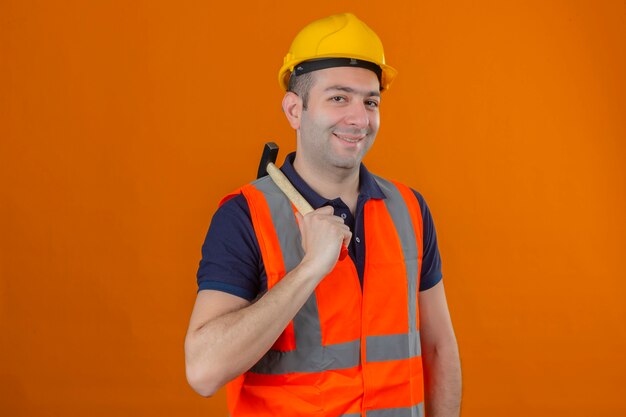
[{"left": 266, "top": 162, "right": 313, "bottom": 214}]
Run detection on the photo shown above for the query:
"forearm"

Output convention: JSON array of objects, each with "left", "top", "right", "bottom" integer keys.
[
  {"left": 423, "top": 343, "right": 462, "bottom": 417},
  {"left": 185, "top": 260, "right": 322, "bottom": 396}
]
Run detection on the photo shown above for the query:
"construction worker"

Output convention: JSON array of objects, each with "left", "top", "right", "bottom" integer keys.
[{"left": 185, "top": 13, "right": 461, "bottom": 417}]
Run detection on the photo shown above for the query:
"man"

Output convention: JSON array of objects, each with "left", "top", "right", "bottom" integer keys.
[{"left": 185, "top": 13, "right": 461, "bottom": 417}]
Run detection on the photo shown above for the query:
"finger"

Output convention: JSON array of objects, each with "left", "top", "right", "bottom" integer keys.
[
  {"left": 337, "top": 223, "right": 351, "bottom": 232},
  {"left": 315, "top": 206, "right": 335, "bottom": 215},
  {"left": 320, "top": 217, "right": 350, "bottom": 230},
  {"left": 341, "top": 230, "right": 352, "bottom": 248},
  {"left": 324, "top": 215, "right": 349, "bottom": 225}
]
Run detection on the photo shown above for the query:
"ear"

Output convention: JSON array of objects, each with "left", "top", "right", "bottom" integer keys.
[{"left": 282, "top": 92, "right": 302, "bottom": 130}]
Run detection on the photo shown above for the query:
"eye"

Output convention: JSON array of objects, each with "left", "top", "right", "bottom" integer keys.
[
  {"left": 365, "top": 99, "right": 380, "bottom": 108},
  {"left": 330, "top": 96, "right": 346, "bottom": 103}
]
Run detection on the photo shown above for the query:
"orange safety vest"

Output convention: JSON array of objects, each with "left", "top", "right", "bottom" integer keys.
[{"left": 222, "top": 174, "right": 425, "bottom": 417}]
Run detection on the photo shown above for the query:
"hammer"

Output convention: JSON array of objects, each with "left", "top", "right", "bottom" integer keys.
[{"left": 257, "top": 142, "right": 349, "bottom": 260}]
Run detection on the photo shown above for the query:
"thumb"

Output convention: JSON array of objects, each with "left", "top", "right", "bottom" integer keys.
[{"left": 295, "top": 211, "right": 304, "bottom": 234}]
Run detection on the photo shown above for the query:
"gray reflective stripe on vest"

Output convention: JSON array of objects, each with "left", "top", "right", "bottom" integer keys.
[
  {"left": 366, "top": 403, "right": 424, "bottom": 417},
  {"left": 371, "top": 176, "right": 421, "bottom": 362},
  {"left": 250, "top": 338, "right": 360, "bottom": 374},
  {"left": 249, "top": 177, "right": 360, "bottom": 374},
  {"left": 366, "top": 331, "right": 421, "bottom": 362}
]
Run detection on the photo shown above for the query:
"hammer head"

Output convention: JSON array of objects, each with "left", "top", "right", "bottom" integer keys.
[{"left": 257, "top": 142, "right": 279, "bottom": 179}]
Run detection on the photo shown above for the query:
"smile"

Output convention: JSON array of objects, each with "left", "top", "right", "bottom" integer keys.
[{"left": 333, "top": 133, "right": 366, "bottom": 143}]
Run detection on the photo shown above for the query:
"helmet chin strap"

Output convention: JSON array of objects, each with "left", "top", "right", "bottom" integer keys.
[{"left": 293, "top": 58, "right": 382, "bottom": 84}]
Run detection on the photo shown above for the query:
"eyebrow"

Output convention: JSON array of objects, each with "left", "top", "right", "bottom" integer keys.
[{"left": 324, "top": 85, "right": 381, "bottom": 98}]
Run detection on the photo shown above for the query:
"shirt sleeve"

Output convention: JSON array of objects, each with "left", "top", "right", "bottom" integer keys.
[
  {"left": 196, "top": 194, "right": 265, "bottom": 301},
  {"left": 412, "top": 190, "right": 443, "bottom": 291}
]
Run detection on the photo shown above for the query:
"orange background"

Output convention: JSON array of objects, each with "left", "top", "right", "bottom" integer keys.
[{"left": 1, "top": 1, "right": 625, "bottom": 416}]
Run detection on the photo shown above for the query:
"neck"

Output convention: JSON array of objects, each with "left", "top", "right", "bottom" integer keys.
[{"left": 293, "top": 155, "right": 360, "bottom": 214}]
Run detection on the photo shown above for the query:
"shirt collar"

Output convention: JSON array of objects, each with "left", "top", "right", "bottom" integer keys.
[{"left": 279, "top": 152, "right": 386, "bottom": 209}]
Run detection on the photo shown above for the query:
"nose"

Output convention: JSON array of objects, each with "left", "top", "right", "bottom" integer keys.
[{"left": 344, "top": 101, "right": 370, "bottom": 130}]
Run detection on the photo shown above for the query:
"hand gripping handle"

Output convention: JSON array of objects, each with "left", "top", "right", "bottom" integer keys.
[{"left": 266, "top": 162, "right": 349, "bottom": 261}]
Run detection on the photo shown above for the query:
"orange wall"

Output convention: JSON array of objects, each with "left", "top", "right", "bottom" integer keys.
[{"left": 1, "top": 1, "right": 625, "bottom": 416}]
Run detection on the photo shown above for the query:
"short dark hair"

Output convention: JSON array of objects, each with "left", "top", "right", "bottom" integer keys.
[{"left": 287, "top": 72, "right": 315, "bottom": 110}]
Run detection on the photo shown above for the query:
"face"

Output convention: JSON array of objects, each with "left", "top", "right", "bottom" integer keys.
[{"left": 294, "top": 66, "right": 381, "bottom": 174}]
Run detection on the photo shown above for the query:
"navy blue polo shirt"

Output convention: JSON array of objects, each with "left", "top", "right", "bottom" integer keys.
[{"left": 197, "top": 152, "right": 443, "bottom": 301}]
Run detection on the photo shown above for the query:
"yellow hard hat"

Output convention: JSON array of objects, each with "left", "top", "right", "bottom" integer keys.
[{"left": 278, "top": 13, "right": 398, "bottom": 91}]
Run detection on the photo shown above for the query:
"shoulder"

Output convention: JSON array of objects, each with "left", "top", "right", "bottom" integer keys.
[
  {"left": 369, "top": 174, "right": 429, "bottom": 214},
  {"left": 217, "top": 191, "right": 250, "bottom": 216},
  {"left": 213, "top": 175, "right": 281, "bottom": 220},
  {"left": 409, "top": 189, "right": 428, "bottom": 215},
  {"left": 210, "top": 175, "right": 291, "bottom": 237}
]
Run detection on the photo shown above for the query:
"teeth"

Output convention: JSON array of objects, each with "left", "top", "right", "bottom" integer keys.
[{"left": 335, "top": 134, "right": 362, "bottom": 143}]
